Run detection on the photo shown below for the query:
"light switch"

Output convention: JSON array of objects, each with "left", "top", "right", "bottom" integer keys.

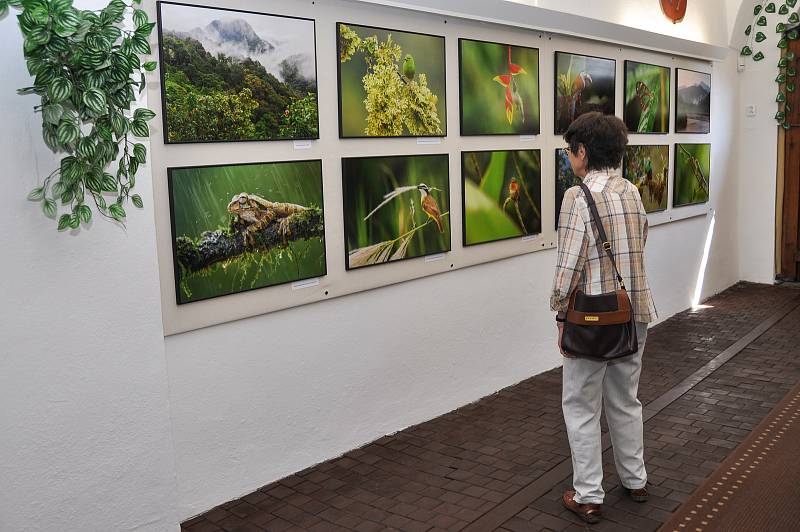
[{"left": 745, "top": 104, "right": 757, "bottom": 117}]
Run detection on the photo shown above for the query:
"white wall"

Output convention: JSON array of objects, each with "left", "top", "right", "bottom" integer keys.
[
  {"left": 0, "top": 0, "right": 747, "bottom": 529},
  {"left": 0, "top": 2, "right": 179, "bottom": 532},
  {"left": 163, "top": 0, "right": 742, "bottom": 520}
]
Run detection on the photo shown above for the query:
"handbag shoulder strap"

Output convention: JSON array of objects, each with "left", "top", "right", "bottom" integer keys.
[{"left": 578, "top": 182, "right": 626, "bottom": 290}]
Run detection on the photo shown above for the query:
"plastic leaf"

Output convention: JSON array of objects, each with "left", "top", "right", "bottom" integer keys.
[
  {"left": 777, "top": 73, "right": 787, "bottom": 83},
  {"left": 756, "top": 31, "right": 767, "bottom": 42},
  {"left": 780, "top": 4, "right": 790, "bottom": 15},
  {"left": 777, "top": 91, "right": 787, "bottom": 102},
  {"left": 779, "top": 57, "right": 789, "bottom": 67},
  {"left": 777, "top": 22, "right": 787, "bottom": 32},
  {"left": 754, "top": 51, "right": 766, "bottom": 61},
  {"left": 789, "top": 66, "right": 797, "bottom": 76},
  {"left": 766, "top": 2, "right": 776, "bottom": 13},
  {"left": 788, "top": 51, "right": 797, "bottom": 60},
  {"left": 746, "top": 24, "right": 753, "bottom": 36},
  {"left": 779, "top": 37, "right": 789, "bottom": 48},
  {"left": 741, "top": 45, "right": 753, "bottom": 56},
  {"left": 788, "top": 83, "right": 796, "bottom": 92},
  {"left": 790, "top": 11, "right": 800, "bottom": 23},
  {"left": 790, "top": 29, "right": 799, "bottom": 39},
  {"left": 755, "top": 4, "right": 763, "bottom": 15},
  {"left": 789, "top": 0, "right": 797, "bottom": 7},
  {"left": 757, "top": 15, "right": 768, "bottom": 26},
  {"left": 776, "top": 111, "right": 786, "bottom": 120}
]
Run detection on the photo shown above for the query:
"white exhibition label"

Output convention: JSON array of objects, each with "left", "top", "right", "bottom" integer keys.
[
  {"left": 293, "top": 140, "right": 312, "bottom": 150},
  {"left": 424, "top": 253, "right": 445, "bottom": 263},
  {"left": 521, "top": 235, "right": 538, "bottom": 242},
  {"left": 519, "top": 135, "right": 536, "bottom": 141},
  {"left": 292, "top": 278, "right": 320, "bottom": 290},
  {"left": 417, "top": 137, "right": 442, "bottom": 145}
]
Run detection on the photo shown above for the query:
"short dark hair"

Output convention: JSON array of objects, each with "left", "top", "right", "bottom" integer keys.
[{"left": 563, "top": 112, "right": 628, "bottom": 171}]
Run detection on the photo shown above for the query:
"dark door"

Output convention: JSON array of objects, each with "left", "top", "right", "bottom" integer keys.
[{"left": 781, "top": 41, "right": 800, "bottom": 280}]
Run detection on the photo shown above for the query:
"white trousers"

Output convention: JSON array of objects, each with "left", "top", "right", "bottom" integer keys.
[{"left": 561, "top": 321, "right": 649, "bottom": 504}]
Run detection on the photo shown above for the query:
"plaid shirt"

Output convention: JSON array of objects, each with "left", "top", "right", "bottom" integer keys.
[{"left": 550, "top": 169, "right": 657, "bottom": 323}]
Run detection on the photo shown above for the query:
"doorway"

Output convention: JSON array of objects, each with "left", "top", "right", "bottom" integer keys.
[{"left": 780, "top": 40, "right": 800, "bottom": 281}]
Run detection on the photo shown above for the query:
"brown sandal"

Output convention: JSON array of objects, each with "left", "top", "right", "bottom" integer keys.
[{"left": 562, "top": 490, "right": 602, "bottom": 524}]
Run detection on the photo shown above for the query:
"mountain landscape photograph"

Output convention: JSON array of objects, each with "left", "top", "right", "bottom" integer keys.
[
  {"left": 676, "top": 68, "right": 710, "bottom": 133},
  {"left": 158, "top": 2, "right": 319, "bottom": 143}
]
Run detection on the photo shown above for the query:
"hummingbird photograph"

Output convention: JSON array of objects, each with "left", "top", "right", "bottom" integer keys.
[
  {"left": 554, "top": 52, "right": 616, "bottom": 134},
  {"left": 342, "top": 154, "right": 451, "bottom": 269},
  {"left": 462, "top": 149, "right": 542, "bottom": 246},
  {"left": 459, "top": 38, "right": 540, "bottom": 135}
]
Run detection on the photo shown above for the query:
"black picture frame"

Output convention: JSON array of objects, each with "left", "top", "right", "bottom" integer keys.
[
  {"left": 673, "top": 143, "right": 711, "bottom": 208},
  {"left": 622, "top": 144, "right": 669, "bottom": 213},
  {"left": 460, "top": 149, "right": 542, "bottom": 247},
  {"left": 167, "top": 158, "right": 326, "bottom": 305},
  {"left": 554, "top": 148, "right": 582, "bottom": 229},
  {"left": 553, "top": 51, "right": 616, "bottom": 135},
  {"left": 458, "top": 37, "right": 541, "bottom": 136},
  {"left": 675, "top": 67, "right": 711, "bottom": 134},
  {"left": 623, "top": 59, "right": 671, "bottom": 135},
  {"left": 336, "top": 22, "right": 448, "bottom": 139},
  {"left": 156, "top": 1, "right": 320, "bottom": 144},
  {"left": 341, "top": 153, "right": 451, "bottom": 270}
]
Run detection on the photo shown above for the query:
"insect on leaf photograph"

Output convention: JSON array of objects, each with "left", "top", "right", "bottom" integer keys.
[
  {"left": 342, "top": 154, "right": 450, "bottom": 269},
  {"left": 554, "top": 52, "right": 615, "bottom": 134},
  {"left": 462, "top": 150, "right": 542, "bottom": 246},
  {"left": 337, "top": 23, "right": 446, "bottom": 138},
  {"left": 674, "top": 143, "right": 710, "bottom": 207},
  {"left": 169, "top": 160, "right": 326, "bottom": 304},
  {"left": 555, "top": 148, "right": 582, "bottom": 228},
  {"left": 158, "top": 2, "right": 319, "bottom": 143},
  {"left": 624, "top": 60, "right": 670, "bottom": 134},
  {"left": 459, "top": 39, "right": 540, "bottom": 135},
  {"left": 623, "top": 145, "right": 669, "bottom": 213},
  {"left": 676, "top": 68, "right": 710, "bottom": 133}
]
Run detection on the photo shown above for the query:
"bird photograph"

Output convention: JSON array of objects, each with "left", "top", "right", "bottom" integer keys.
[
  {"left": 459, "top": 38, "right": 540, "bottom": 135},
  {"left": 623, "top": 145, "right": 669, "bottom": 213},
  {"left": 342, "top": 154, "right": 450, "bottom": 269},
  {"left": 337, "top": 23, "right": 446, "bottom": 137},
  {"left": 624, "top": 60, "right": 670, "bottom": 133},
  {"left": 555, "top": 148, "right": 583, "bottom": 228},
  {"left": 674, "top": 143, "right": 710, "bottom": 207},
  {"left": 554, "top": 52, "right": 616, "bottom": 134},
  {"left": 462, "top": 149, "right": 542, "bottom": 246}
]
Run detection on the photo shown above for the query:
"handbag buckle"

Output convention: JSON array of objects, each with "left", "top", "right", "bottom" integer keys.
[{"left": 603, "top": 241, "right": 612, "bottom": 251}]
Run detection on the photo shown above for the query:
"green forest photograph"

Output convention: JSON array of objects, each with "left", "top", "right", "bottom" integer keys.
[
  {"left": 623, "top": 145, "right": 669, "bottom": 213},
  {"left": 337, "top": 23, "right": 446, "bottom": 138},
  {"left": 555, "top": 52, "right": 615, "bottom": 134},
  {"left": 158, "top": 2, "right": 319, "bottom": 143},
  {"left": 342, "top": 155, "right": 450, "bottom": 269},
  {"left": 624, "top": 60, "right": 670, "bottom": 134},
  {"left": 555, "top": 148, "right": 582, "bottom": 228},
  {"left": 462, "top": 150, "right": 541, "bottom": 246},
  {"left": 674, "top": 143, "right": 710, "bottom": 207},
  {"left": 459, "top": 39, "right": 540, "bottom": 135},
  {"left": 169, "top": 160, "right": 326, "bottom": 304}
]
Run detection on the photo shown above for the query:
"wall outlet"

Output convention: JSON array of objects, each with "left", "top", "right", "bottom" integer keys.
[{"left": 745, "top": 104, "right": 757, "bottom": 117}]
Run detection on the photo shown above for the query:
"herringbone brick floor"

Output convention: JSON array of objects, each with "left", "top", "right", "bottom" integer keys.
[{"left": 181, "top": 282, "right": 800, "bottom": 532}]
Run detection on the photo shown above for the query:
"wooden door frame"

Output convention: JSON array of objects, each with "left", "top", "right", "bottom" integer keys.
[{"left": 780, "top": 39, "right": 800, "bottom": 281}]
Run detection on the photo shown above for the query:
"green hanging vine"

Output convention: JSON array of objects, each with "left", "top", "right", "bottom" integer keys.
[
  {"left": 0, "top": 0, "right": 157, "bottom": 231},
  {"left": 740, "top": 0, "right": 800, "bottom": 129}
]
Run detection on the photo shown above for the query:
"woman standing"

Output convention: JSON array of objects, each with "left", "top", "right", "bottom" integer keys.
[{"left": 551, "top": 112, "right": 657, "bottom": 524}]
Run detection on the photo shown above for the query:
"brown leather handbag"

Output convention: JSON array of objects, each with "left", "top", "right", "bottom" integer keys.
[{"left": 559, "top": 183, "right": 638, "bottom": 360}]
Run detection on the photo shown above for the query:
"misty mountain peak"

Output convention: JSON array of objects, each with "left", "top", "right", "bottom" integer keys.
[{"left": 192, "top": 18, "right": 275, "bottom": 54}]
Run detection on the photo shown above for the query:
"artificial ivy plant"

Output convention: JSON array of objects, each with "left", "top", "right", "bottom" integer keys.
[
  {"left": 740, "top": 0, "right": 800, "bottom": 129},
  {"left": 0, "top": 0, "right": 157, "bottom": 230}
]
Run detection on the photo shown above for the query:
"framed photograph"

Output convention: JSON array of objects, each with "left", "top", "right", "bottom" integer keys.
[
  {"left": 673, "top": 143, "right": 710, "bottom": 207},
  {"left": 554, "top": 52, "right": 615, "bottom": 134},
  {"left": 157, "top": 1, "right": 319, "bottom": 143},
  {"left": 555, "top": 148, "right": 582, "bottom": 229},
  {"left": 337, "top": 23, "right": 446, "bottom": 138},
  {"left": 675, "top": 68, "right": 711, "bottom": 133},
  {"left": 624, "top": 60, "right": 670, "bottom": 134},
  {"left": 459, "top": 38, "right": 540, "bottom": 135},
  {"left": 168, "top": 160, "right": 326, "bottom": 304},
  {"left": 461, "top": 150, "right": 542, "bottom": 246},
  {"left": 342, "top": 154, "right": 450, "bottom": 269},
  {"left": 623, "top": 145, "right": 669, "bottom": 213}
]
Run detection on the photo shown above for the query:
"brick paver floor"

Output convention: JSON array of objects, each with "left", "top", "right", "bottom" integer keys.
[{"left": 181, "top": 282, "right": 800, "bottom": 532}]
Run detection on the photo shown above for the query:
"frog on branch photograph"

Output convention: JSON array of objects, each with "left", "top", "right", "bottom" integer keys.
[{"left": 168, "top": 160, "right": 326, "bottom": 304}]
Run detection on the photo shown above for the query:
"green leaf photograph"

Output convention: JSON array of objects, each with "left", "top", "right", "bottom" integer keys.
[
  {"left": 158, "top": 2, "right": 319, "bottom": 143},
  {"left": 337, "top": 23, "right": 446, "bottom": 138},
  {"left": 169, "top": 160, "right": 326, "bottom": 304},
  {"left": 459, "top": 39, "right": 540, "bottom": 135},
  {"left": 675, "top": 68, "right": 711, "bottom": 133},
  {"left": 623, "top": 145, "right": 669, "bottom": 213},
  {"left": 461, "top": 150, "right": 541, "bottom": 246},
  {"left": 624, "top": 60, "right": 670, "bottom": 133},
  {"left": 342, "top": 155, "right": 450, "bottom": 269},
  {"left": 674, "top": 143, "right": 710, "bottom": 207},
  {"left": 554, "top": 52, "right": 615, "bottom": 134},
  {"left": 555, "top": 148, "right": 582, "bottom": 228}
]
